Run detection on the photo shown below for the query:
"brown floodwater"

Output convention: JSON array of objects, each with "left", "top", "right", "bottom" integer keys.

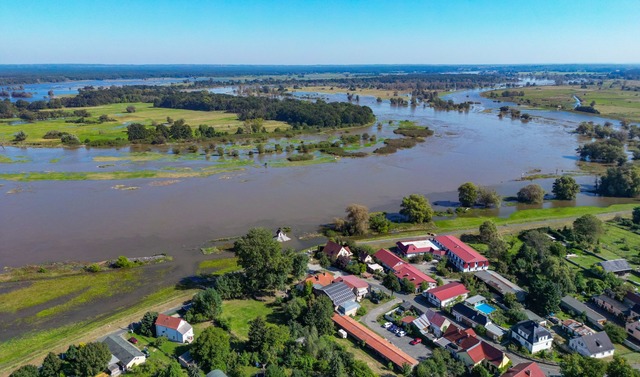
[{"left": 0, "top": 88, "right": 632, "bottom": 268}]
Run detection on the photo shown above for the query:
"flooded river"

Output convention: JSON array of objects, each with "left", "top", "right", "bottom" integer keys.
[{"left": 0, "top": 85, "right": 633, "bottom": 268}]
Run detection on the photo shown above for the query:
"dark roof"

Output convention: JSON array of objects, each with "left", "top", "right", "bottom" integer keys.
[
  {"left": 323, "top": 241, "right": 351, "bottom": 260},
  {"left": 103, "top": 335, "right": 144, "bottom": 366},
  {"left": 317, "top": 282, "right": 356, "bottom": 307},
  {"left": 578, "top": 331, "right": 615, "bottom": 355},
  {"left": 625, "top": 292, "right": 640, "bottom": 306},
  {"left": 511, "top": 320, "right": 551, "bottom": 344},
  {"left": 597, "top": 259, "right": 632, "bottom": 273},
  {"left": 452, "top": 303, "right": 489, "bottom": 326},
  {"left": 594, "top": 294, "right": 629, "bottom": 314},
  {"left": 561, "top": 295, "right": 606, "bottom": 324},
  {"left": 474, "top": 270, "right": 526, "bottom": 300}
]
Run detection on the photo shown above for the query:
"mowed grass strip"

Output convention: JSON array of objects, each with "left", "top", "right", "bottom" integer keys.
[
  {"left": 0, "top": 269, "right": 143, "bottom": 316},
  {"left": 197, "top": 257, "right": 240, "bottom": 274},
  {"left": 0, "top": 102, "right": 289, "bottom": 146}
]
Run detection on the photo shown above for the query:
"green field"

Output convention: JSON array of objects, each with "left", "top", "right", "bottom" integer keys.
[
  {"left": 483, "top": 80, "right": 640, "bottom": 122},
  {"left": 600, "top": 223, "right": 640, "bottom": 263},
  {"left": 218, "top": 299, "right": 278, "bottom": 339},
  {"left": 0, "top": 102, "right": 289, "bottom": 146},
  {"left": 197, "top": 257, "right": 241, "bottom": 274}
]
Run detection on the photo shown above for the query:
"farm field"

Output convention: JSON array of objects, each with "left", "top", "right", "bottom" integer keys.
[{"left": 0, "top": 102, "right": 289, "bottom": 146}]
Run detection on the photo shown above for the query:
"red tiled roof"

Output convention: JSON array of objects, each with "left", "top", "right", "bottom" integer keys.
[
  {"left": 502, "top": 362, "right": 545, "bottom": 377},
  {"left": 401, "top": 316, "right": 416, "bottom": 324},
  {"left": 332, "top": 313, "right": 418, "bottom": 368},
  {"left": 444, "top": 323, "right": 476, "bottom": 343},
  {"left": 301, "top": 271, "right": 334, "bottom": 287},
  {"left": 335, "top": 275, "right": 369, "bottom": 289},
  {"left": 374, "top": 249, "right": 404, "bottom": 270},
  {"left": 434, "top": 235, "right": 488, "bottom": 264},
  {"left": 426, "top": 282, "right": 469, "bottom": 301},
  {"left": 323, "top": 241, "right": 351, "bottom": 260},
  {"left": 394, "top": 264, "right": 436, "bottom": 285},
  {"left": 156, "top": 313, "right": 183, "bottom": 330}
]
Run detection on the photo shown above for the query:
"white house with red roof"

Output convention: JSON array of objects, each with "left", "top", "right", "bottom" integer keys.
[
  {"left": 433, "top": 236, "right": 489, "bottom": 272},
  {"left": 396, "top": 239, "right": 446, "bottom": 258},
  {"left": 374, "top": 249, "right": 436, "bottom": 292},
  {"left": 424, "top": 282, "right": 470, "bottom": 308},
  {"left": 155, "top": 313, "right": 194, "bottom": 343},
  {"left": 335, "top": 275, "right": 370, "bottom": 300}
]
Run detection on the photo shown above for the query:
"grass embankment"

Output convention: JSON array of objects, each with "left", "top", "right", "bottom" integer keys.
[
  {"left": 197, "top": 257, "right": 241, "bottom": 274},
  {"left": 0, "top": 102, "right": 289, "bottom": 146},
  {"left": 0, "top": 287, "right": 197, "bottom": 376},
  {"left": 0, "top": 269, "right": 144, "bottom": 319},
  {"left": 482, "top": 80, "right": 640, "bottom": 122}
]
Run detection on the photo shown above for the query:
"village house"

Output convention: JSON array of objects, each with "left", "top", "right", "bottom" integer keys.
[
  {"left": 561, "top": 319, "right": 595, "bottom": 337},
  {"left": 561, "top": 295, "right": 607, "bottom": 328},
  {"left": 298, "top": 271, "right": 334, "bottom": 290},
  {"left": 103, "top": 335, "right": 146, "bottom": 371},
  {"left": 396, "top": 239, "right": 446, "bottom": 258},
  {"left": 569, "top": 331, "right": 615, "bottom": 358},
  {"left": 357, "top": 251, "right": 374, "bottom": 264},
  {"left": 315, "top": 281, "right": 360, "bottom": 316},
  {"left": 423, "top": 282, "right": 469, "bottom": 308},
  {"left": 335, "top": 275, "right": 369, "bottom": 301},
  {"left": 510, "top": 320, "right": 552, "bottom": 354},
  {"left": 374, "top": 248, "right": 436, "bottom": 291},
  {"left": 322, "top": 241, "right": 352, "bottom": 262},
  {"left": 593, "top": 294, "right": 630, "bottom": 319},
  {"left": 451, "top": 302, "right": 505, "bottom": 341},
  {"left": 155, "top": 313, "right": 194, "bottom": 343},
  {"left": 412, "top": 309, "right": 451, "bottom": 337},
  {"left": 501, "top": 362, "right": 546, "bottom": 377},
  {"left": 624, "top": 291, "right": 640, "bottom": 308},
  {"left": 473, "top": 269, "right": 527, "bottom": 302},
  {"left": 625, "top": 318, "right": 640, "bottom": 342},
  {"left": 433, "top": 235, "right": 489, "bottom": 272},
  {"left": 436, "top": 324, "right": 510, "bottom": 373}
]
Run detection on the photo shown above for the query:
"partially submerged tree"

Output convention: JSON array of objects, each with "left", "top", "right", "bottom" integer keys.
[
  {"left": 517, "top": 184, "right": 545, "bottom": 204},
  {"left": 458, "top": 182, "right": 478, "bottom": 207},
  {"left": 552, "top": 176, "right": 580, "bottom": 200},
  {"left": 345, "top": 204, "right": 370, "bottom": 235},
  {"left": 400, "top": 194, "right": 433, "bottom": 223}
]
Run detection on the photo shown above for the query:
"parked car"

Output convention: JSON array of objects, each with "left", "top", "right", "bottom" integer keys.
[
  {"left": 382, "top": 322, "right": 392, "bottom": 328},
  {"left": 389, "top": 325, "right": 398, "bottom": 332},
  {"left": 410, "top": 338, "right": 422, "bottom": 345},
  {"left": 128, "top": 337, "right": 138, "bottom": 344},
  {"left": 397, "top": 330, "right": 406, "bottom": 337}
]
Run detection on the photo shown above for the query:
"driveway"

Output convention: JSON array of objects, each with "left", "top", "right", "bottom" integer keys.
[{"left": 361, "top": 297, "right": 433, "bottom": 363}]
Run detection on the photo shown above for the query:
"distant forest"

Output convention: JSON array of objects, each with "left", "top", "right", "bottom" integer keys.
[
  {"left": 1, "top": 64, "right": 639, "bottom": 85},
  {"left": 0, "top": 86, "right": 375, "bottom": 129}
]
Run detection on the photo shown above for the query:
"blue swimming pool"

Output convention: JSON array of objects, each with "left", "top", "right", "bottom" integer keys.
[{"left": 476, "top": 303, "right": 496, "bottom": 315}]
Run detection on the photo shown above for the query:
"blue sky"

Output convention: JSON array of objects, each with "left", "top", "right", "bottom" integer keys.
[{"left": 1, "top": 0, "right": 639, "bottom": 64}]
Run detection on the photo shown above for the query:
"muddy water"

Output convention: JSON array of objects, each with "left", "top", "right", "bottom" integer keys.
[{"left": 0, "top": 88, "right": 633, "bottom": 269}]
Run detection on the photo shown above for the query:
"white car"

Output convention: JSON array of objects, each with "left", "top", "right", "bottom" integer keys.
[
  {"left": 397, "top": 330, "right": 406, "bottom": 337},
  {"left": 382, "top": 322, "right": 392, "bottom": 328}
]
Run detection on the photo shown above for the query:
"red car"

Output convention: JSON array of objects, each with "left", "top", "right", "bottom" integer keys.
[
  {"left": 410, "top": 338, "right": 422, "bottom": 345},
  {"left": 128, "top": 337, "right": 139, "bottom": 344}
]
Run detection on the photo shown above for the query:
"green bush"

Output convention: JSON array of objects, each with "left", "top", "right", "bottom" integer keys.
[{"left": 86, "top": 264, "right": 101, "bottom": 273}]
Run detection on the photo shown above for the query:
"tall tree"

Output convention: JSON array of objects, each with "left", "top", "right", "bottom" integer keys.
[
  {"left": 476, "top": 187, "right": 501, "bottom": 208},
  {"left": 552, "top": 176, "right": 580, "bottom": 200},
  {"left": 400, "top": 194, "right": 433, "bottom": 223},
  {"left": 40, "top": 352, "right": 63, "bottom": 377},
  {"left": 191, "top": 327, "right": 230, "bottom": 372},
  {"left": 234, "top": 228, "right": 292, "bottom": 291},
  {"left": 303, "top": 296, "right": 335, "bottom": 335},
  {"left": 345, "top": 204, "right": 370, "bottom": 235},
  {"left": 9, "top": 365, "right": 38, "bottom": 377},
  {"left": 573, "top": 214, "right": 604, "bottom": 245},
  {"left": 69, "top": 343, "right": 111, "bottom": 377},
  {"left": 139, "top": 311, "right": 158, "bottom": 337},
  {"left": 458, "top": 182, "right": 478, "bottom": 207},
  {"left": 186, "top": 288, "right": 222, "bottom": 323},
  {"left": 478, "top": 221, "right": 499, "bottom": 244}
]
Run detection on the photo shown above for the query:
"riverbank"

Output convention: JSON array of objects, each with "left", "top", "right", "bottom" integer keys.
[{"left": 481, "top": 81, "right": 640, "bottom": 123}]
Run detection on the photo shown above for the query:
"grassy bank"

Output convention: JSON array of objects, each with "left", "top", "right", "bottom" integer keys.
[
  {"left": 0, "top": 286, "right": 196, "bottom": 376},
  {"left": 0, "top": 102, "right": 289, "bottom": 147},
  {"left": 482, "top": 80, "right": 640, "bottom": 122}
]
